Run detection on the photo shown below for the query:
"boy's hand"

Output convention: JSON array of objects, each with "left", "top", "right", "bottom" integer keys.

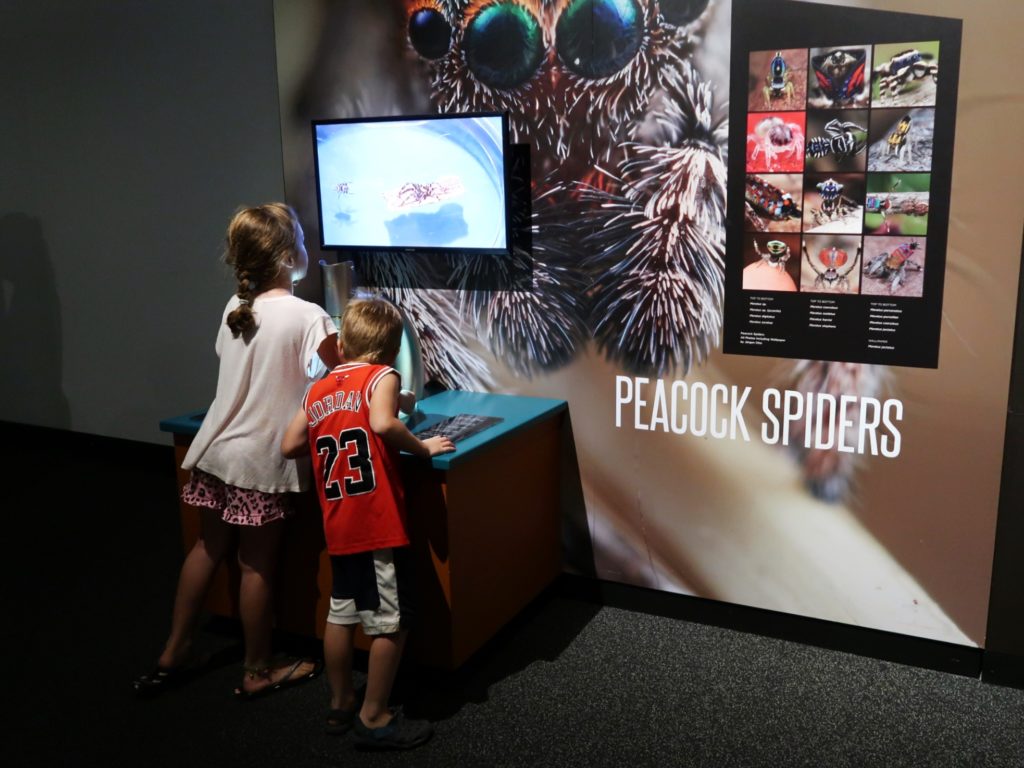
[{"left": 422, "top": 435, "right": 456, "bottom": 457}]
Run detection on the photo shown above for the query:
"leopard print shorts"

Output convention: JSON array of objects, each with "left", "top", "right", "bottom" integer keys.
[{"left": 182, "top": 468, "right": 294, "bottom": 526}]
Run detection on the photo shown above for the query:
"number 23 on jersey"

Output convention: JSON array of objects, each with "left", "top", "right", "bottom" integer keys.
[{"left": 315, "top": 427, "right": 377, "bottom": 500}]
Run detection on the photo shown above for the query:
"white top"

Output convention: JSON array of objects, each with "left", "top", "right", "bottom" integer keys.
[{"left": 183, "top": 294, "right": 337, "bottom": 493}]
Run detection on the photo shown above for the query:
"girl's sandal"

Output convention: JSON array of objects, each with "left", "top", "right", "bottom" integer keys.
[
  {"left": 233, "top": 657, "right": 323, "bottom": 700},
  {"left": 326, "top": 707, "right": 357, "bottom": 735},
  {"left": 132, "top": 652, "right": 210, "bottom": 698}
]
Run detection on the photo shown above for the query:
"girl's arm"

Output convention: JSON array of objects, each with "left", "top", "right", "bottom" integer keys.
[
  {"left": 369, "top": 373, "right": 455, "bottom": 458},
  {"left": 281, "top": 407, "right": 310, "bottom": 458},
  {"left": 398, "top": 388, "right": 417, "bottom": 415},
  {"left": 317, "top": 333, "right": 341, "bottom": 371}
]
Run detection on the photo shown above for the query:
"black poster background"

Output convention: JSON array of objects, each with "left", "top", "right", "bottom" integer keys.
[{"left": 723, "top": 0, "right": 962, "bottom": 368}]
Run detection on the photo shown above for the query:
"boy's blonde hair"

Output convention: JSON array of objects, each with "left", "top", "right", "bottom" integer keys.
[{"left": 341, "top": 298, "right": 404, "bottom": 364}]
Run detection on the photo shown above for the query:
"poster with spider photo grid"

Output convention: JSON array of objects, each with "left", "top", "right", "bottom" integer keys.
[{"left": 723, "top": 0, "right": 961, "bottom": 368}]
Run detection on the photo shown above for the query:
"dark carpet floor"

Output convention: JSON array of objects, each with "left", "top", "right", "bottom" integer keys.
[{"left": 5, "top": 427, "right": 1024, "bottom": 767}]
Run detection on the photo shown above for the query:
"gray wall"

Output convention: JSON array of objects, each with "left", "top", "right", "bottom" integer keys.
[{"left": 0, "top": 0, "right": 286, "bottom": 443}]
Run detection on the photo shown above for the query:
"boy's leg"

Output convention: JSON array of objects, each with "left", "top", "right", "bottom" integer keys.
[
  {"left": 360, "top": 631, "right": 408, "bottom": 728},
  {"left": 159, "top": 508, "right": 234, "bottom": 668},
  {"left": 350, "top": 548, "right": 431, "bottom": 748},
  {"left": 324, "top": 621, "right": 358, "bottom": 712}
]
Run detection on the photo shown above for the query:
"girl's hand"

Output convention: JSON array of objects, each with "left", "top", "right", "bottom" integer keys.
[
  {"left": 398, "top": 389, "right": 417, "bottom": 415},
  {"left": 422, "top": 436, "right": 456, "bottom": 457}
]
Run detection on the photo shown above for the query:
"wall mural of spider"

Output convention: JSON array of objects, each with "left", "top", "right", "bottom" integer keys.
[{"left": 272, "top": 0, "right": 997, "bottom": 647}]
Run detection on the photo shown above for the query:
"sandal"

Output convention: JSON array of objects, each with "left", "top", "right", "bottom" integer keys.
[
  {"left": 233, "top": 656, "right": 323, "bottom": 700},
  {"left": 133, "top": 653, "right": 209, "bottom": 698}
]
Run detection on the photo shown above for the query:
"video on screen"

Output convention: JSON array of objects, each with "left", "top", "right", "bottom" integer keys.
[{"left": 314, "top": 114, "right": 509, "bottom": 252}]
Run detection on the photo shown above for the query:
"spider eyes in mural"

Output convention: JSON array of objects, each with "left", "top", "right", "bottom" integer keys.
[
  {"left": 407, "top": 0, "right": 712, "bottom": 165},
  {"left": 408, "top": 6, "right": 453, "bottom": 59},
  {"left": 398, "top": 0, "right": 724, "bottom": 379},
  {"left": 410, "top": 0, "right": 658, "bottom": 82},
  {"left": 555, "top": 0, "right": 643, "bottom": 79},
  {"left": 463, "top": 3, "right": 545, "bottom": 89},
  {"left": 811, "top": 48, "right": 867, "bottom": 106}
]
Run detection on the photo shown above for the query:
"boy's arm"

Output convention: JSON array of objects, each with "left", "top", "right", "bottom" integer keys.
[
  {"left": 369, "top": 373, "right": 455, "bottom": 458},
  {"left": 281, "top": 407, "right": 310, "bottom": 458}
]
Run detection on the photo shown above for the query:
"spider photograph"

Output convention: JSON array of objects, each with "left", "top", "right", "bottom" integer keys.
[
  {"left": 864, "top": 172, "right": 930, "bottom": 235},
  {"left": 747, "top": 48, "right": 807, "bottom": 113},
  {"left": 745, "top": 173, "right": 804, "bottom": 233},
  {"left": 808, "top": 44, "right": 872, "bottom": 109},
  {"left": 804, "top": 110, "right": 868, "bottom": 173},
  {"left": 867, "top": 107, "right": 935, "bottom": 172},
  {"left": 800, "top": 234, "right": 863, "bottom": 293},
  {"left": 872, "top": 40, "right": 939, "bottom": 108},
  {"left": 803, "top": 173, "right": 865, "bottom": 233},
  {"left": 861, "top": 235, "right": 926, "bottom": 297},
  {"left": 742, "top": 233, "right": 800, "bottom": 292},
  {"left": 746, "top": 111, "right": 806, "bottom": 174}
]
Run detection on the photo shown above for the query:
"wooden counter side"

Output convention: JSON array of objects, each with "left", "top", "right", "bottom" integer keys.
[
  {"left": 445, "top": 416, "right": 563, "bottom": 667},
  {"left": 402, "top": 462, "right": 455, "bottom": 668}
]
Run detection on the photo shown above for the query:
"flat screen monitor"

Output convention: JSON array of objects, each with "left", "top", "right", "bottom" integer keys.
[{"left": 312, "top": 113, "right": 511, "bottom": 254}]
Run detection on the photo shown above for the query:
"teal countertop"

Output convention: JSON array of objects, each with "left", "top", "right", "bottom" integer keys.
[
  {"left": 160, "top": 391, "right": 566, "bottom": 470},
  {"left": 405, "top": 391, "right": 566, "bottom": 469}
]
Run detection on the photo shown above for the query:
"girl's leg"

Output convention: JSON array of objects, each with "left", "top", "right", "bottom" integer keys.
[
  {"left": 236, "top": 518, "right": 284, "bottom": 669},
  {"left": 324, "top": 622, "right": 358, "bottom": 712},
  {"left": 158, "top": 508, "right": 234, "bottom": 668},
  {"left": 360, "top": 631, "right": 408, "bottom": 727},
  {"left": 236, "top": 519, "right": 316, "bottom": 693}
]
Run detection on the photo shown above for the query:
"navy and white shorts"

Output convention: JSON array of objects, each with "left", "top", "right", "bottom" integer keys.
[{"left": 327, "top": 547, "right": 415, "bottom": 636}]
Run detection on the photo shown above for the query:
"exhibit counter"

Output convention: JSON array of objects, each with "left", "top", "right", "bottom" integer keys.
[{"left": 160, "top": 391, "right": 568, "bottom": 670}]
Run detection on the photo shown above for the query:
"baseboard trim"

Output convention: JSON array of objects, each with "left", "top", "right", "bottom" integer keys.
[{"left": 557, "top": 573, "right": 983, "bottom": 679}]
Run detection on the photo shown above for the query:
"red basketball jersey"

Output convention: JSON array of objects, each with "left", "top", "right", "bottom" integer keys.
[{"left": 303, "top": 363, "right": 408, "bottom": 555}]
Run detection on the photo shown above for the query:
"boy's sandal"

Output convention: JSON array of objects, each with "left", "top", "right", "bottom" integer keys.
[
  {"left": 233, "top": 656, "right": 324, "bottom": 700},
  {"left": 353, "top": 708, "right": 434, "bottom": 750},
  {"left": 326, "top": 707, "right": 357, "bottom": 735}
]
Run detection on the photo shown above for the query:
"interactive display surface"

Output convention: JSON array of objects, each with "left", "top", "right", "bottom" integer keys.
[
  {"left": 412, "top": 413, "right": 504, "bottom": 443},
  {"left": 313, "top": 113, "right": 510, "bottom": 254}
]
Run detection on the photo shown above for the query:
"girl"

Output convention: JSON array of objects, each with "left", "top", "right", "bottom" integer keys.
[{"left": 134, "top": 203, "right": 339, "bottom": 698}]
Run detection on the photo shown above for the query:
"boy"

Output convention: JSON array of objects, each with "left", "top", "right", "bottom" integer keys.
[{"left": 281, "top": 298, "right": 454, "bottom": 750}]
